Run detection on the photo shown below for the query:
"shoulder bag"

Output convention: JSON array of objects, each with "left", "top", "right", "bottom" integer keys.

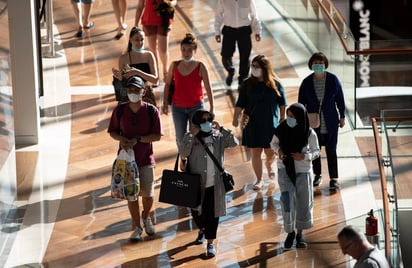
[
  {"left": 197, "top": 136, "right": 235, "bottom": 193},
  {"left": 308, "top": 79, "right": 325, "bottom": 128},
  {"left": 112, "top": 77, "right": 129, "bottom": 102},
  {"left": 167, "top": 60, "right": 181, "bottom": 105}
]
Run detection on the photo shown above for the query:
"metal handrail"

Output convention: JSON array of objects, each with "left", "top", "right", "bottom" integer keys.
[
  {"left": 316, "top": 0, "right": 412, "bottom": 56},
  {"left": 371, "top": 116, "right": 412, "bottom": 266},
  {"left": 371, "top": 117, "right": 392, "bottom": 260}
]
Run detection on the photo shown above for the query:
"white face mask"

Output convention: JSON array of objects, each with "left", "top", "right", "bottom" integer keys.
[
  {"left": 183, "top": 57, "right": 194, "bottom": 62},
  {"left": 128, "top": 93, "right": 142, "bottom": 103},
  {"left": 251, "top": 67, "right": 262, "bottom": 77},
  {"left": 131, "top": 46, "right": 144, "bottom": 53}
]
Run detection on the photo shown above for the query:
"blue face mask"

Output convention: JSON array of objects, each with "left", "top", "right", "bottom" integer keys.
[
  {"left": 132, "top": 46, "right": 144, "bottom": 53},
  {"left": 200, "top": 122, "right": 213, "bottom": 132},
  {"left": 286, "top": 117, "right": 297, "bottom": 128},
  {"left": 312, "top": 63, "right": 325, "bottom": 74}
]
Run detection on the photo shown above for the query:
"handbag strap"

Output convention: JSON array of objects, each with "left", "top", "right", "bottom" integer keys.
[
  {"left": 197, "top": 136, "right": 225, "bottom": 173},
  {"left": 172, "top": 60, "right": 182, "bottom": 77},
  {"left": 318, "top": 77, "right": 326, "bottom": 113},
  {"left": 173, "top": 153, "right": 180, "bottom": 171}
]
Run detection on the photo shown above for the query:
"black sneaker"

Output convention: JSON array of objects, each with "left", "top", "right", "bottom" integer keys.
[
  {"left": 296, "top": 233, "right": 307, "bottom": 248},
  {"left": 313, "top": 175, "right": 322, "bottom": 187},
  {"left": 329, "top": 179, "right": 340, "bottom": 191},
  {"left": 284, "top": 231, "right": 295, "bottom": 250},
  {"left": 225, "top": 70, "right": 235, "bottom": 86},
  {"left": 195, "top": 230, "right": 205, "bottom": 244}
]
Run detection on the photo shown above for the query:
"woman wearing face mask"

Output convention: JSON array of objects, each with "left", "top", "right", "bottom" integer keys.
[
  {"left": 163, "top": 33, "right": 214, "bottom": 151},
  {"left": 298, "top": 52, "right": 346, "bottom": 192},
  {"left": 108, "top": 76, "right": 163, "bottom": 242},
  {"left": 232, "top": 54, "right": 287, "bottom": 190},
  {"left": 270, "top": 103, "right": 320, "bottom": 250},
  {"left": 179, "top": 109, "right": 239, "bottom": 257},
  {"left": 112, "top": 27, "right": 159, "bottom": 104}
]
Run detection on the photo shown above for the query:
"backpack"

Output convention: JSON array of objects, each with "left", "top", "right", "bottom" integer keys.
[
  {"left": 116, "top": 102, "right": 155, "bottom": 129},
  {"left": 142, "top": 86, "right": 158, "bottom": 108}
]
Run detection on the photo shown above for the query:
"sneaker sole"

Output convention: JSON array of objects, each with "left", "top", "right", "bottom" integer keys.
[
  {"left": 313, "top": 181, "right": 322, "bottom": 187},
  {"left": 296, "top": 243, "right": 308, "bottom": 248},
  {"left": 144, "top": 227, "right": 155, "bottom": 236},
  {"left": 129, "top": 237, "right": 142, "bottom": 242}
]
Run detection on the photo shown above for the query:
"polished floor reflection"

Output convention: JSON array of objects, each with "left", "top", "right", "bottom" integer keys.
[{"left": 2, "top": 0, "right": 411, "bottom": 267}]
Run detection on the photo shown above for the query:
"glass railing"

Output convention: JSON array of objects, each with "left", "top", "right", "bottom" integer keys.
[
  {"left": 372, "top": 110, "right": 412, "bottom": 268},
  {"left": 275, "top": 0, "right": 356, "bottom": 127},
  {"left": 355, "top": 47, "right": 412, "bottom": 128},
  {"left": 274, "top": 1, "right": 411, "bottom": 266},
  {"left": 274, "top": 0, "right": 412, "bottom": 129}
]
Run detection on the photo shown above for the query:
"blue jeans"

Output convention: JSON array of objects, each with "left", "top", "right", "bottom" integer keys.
[{"left": 172, "top": 102, "right": 204, "bottom": 147}]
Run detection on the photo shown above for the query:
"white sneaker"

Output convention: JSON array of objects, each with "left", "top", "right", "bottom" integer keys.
[
  {"left": 129, "top": 227, "right": 143, "bottom": 242},
  {"left": 143, "top": 216, "right": 155, "bottom": 235},
  {"left": 207, "top": 243, "right": 216, "bottom": 257},
  {"left": 253, "top": 181, "right": 263, "bottom": 190}
]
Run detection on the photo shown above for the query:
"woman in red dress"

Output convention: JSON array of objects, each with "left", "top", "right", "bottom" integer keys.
[{"left": 135, "top": 0, "right": 177, "bottom": 82}]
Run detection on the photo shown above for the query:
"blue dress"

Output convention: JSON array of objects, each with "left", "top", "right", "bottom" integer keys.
[{"left": 236, "top": 80, "right": 287, "bottom": 148}]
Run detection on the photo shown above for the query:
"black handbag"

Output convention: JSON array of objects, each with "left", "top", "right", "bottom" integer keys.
[
  {"left": 167, "top": 79, "right": 175, "bottom": 105},
  {"left": 167, "top": 60, "right": 181, "bottom": 105},
  {"left": 197, "top": 137, "right": 235, "bottom": 193},
  {"left": 159, "top": 154, "right": 201, "bottom": 208},
  {"left": 112, "top": 77, "right": 129, "bottom": 102}
]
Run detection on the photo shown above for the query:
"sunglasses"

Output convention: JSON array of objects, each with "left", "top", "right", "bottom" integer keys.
[{"left": 200, "top": 117, "right": 213, "bottom": 123}]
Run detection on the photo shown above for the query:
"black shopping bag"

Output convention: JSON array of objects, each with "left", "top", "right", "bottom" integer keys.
[{"left": 159, "top": 155, "right": 201, "bottom": 208}]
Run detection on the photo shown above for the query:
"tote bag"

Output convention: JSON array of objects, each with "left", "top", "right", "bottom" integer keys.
[{"left": 159, "top": 154, "right": 201, "bottom": 208}]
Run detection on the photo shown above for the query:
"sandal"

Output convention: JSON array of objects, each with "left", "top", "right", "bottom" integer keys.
[
  {"left": 84, "top": 21, "right": 95, "bottom": 30},
  {"left": 75, "top": 28, "right": 84, "bottom": 38},
  {"left": 115, "top": 24, "right": 127, "bottom": 40}
]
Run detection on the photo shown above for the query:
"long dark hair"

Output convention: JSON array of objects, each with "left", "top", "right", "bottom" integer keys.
[{"left": 127, "top": 26, "right": 144, "bottom": 52}]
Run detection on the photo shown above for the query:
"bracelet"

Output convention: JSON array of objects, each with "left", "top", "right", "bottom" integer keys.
[{"left": 135, "top": 135, "right": 141, "bottom": 143}]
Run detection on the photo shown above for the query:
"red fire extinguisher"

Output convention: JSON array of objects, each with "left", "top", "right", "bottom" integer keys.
[{"left": 365, "top": 209, "right": 378, "bottom": 235}]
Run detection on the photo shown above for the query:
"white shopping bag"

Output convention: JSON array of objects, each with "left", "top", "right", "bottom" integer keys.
[{"left": 111, "top": 149, "right": 140, "bottom": 201}]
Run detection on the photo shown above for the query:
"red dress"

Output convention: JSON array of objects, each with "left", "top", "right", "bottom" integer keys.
[
  {"left": 141, "top": 0, "right": 161, "bottom": 26},
  {"left": 141, "top": 0, "right": 173, "bottom": 27}
]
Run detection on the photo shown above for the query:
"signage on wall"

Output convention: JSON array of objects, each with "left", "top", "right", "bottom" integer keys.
[{"left": 350, "top": 0, "right": 371, "bottom": 87}]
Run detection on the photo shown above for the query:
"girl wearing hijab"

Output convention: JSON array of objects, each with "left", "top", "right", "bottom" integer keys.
[
  {"left": 270, "top": 103, "right": 320, "bottom": 250},
  {"left": 179, "top": 109, "right": 238, "bottom": 258}
]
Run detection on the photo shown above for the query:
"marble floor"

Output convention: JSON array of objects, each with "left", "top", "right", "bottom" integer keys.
[{"left": 1, "top": 0, "right": 411, "bottom": 267}]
